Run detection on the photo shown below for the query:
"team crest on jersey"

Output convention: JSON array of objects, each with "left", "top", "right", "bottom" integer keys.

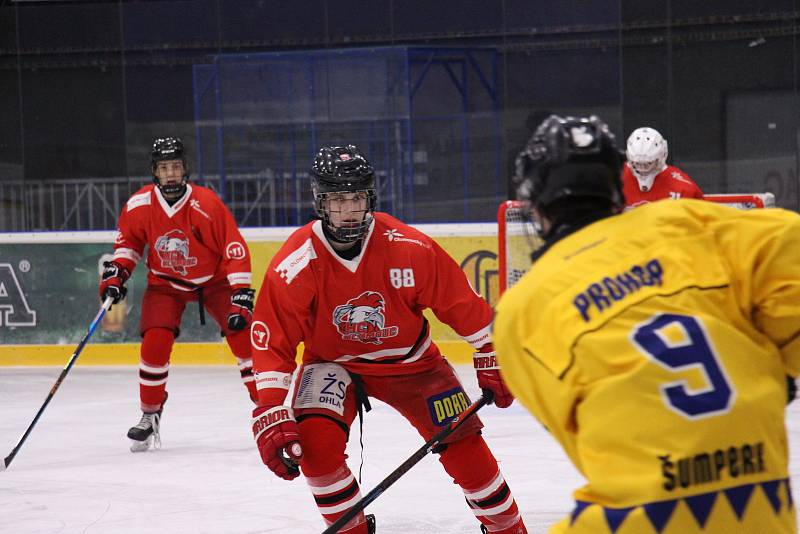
[
  {"left": 154, "top": 229, "right": 198, "bottom": 275},
  {"left": 332, "top": 291, "right": 398, "bottom": 344}
]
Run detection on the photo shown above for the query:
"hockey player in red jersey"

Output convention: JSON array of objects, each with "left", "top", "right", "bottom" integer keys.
[
  {"left": 249, "top": 145, "right": 528, "bottom": 534},
  {"left": 622, "top": 126, "right": 703, "bottom": 208},
  {"left": 99, "top": 137, "right": 258, "bottom": 452}
]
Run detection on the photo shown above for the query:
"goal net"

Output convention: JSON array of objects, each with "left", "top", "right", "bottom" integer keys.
[{"left": 497, "top": 193, "right": 775, "bottom": 295}]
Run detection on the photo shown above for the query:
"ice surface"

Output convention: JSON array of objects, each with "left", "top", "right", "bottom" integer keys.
[{"left": 0, "top": 366, "right": 797, "bottom": 533}]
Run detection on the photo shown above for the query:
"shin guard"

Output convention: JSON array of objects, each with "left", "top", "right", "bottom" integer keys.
[
  {"left": 139, "top": 328, "right": 173, "bottom": 412},
  {"left": 299, "top": 416, "right": 370, "bottom": 533},
  {"left": 307, "top": 465, "right": 369, "bottom": 533},
  {"left": 440, "top": 434, "right": 527, "bottom": 533}
]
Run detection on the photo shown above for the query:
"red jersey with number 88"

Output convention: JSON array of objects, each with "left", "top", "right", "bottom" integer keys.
[{"left": 250, "top": 212, "right": 493, "bottom": 406}]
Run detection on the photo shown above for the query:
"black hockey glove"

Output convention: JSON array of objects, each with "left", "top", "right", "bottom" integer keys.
[
  {"left": 227, "top": 288, "right": 255, "bottom": 331},
  {"left": 99, "top": 261, "right": 129, "bottom": 304}
]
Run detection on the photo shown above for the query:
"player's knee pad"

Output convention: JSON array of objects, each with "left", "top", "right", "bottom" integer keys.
[
  {"left": 298, "top": 415, "right": 349, "bottom": 477},
  {"left": 438, "top": 432, "right": 498, "bottom": 488},
  {"left": 141, "top": 327, "right": 175, "bottom": 365}
]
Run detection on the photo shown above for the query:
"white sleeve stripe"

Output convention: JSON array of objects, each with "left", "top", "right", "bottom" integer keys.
[
  {"left": 255, "top": 371, "right": 291, "bottom": 390},
  {"left": 308, "top": 473, "right": 356, "bottom": 495},
  {"left": 463, "top": 470, "right": 504, "bottom": 500},
  {"left": 463, "top": 323, "right": 492, "bottom": 348},
  {"left": 227, "top": 272, "right": 252, "bottom": 285},
  {"left": 113, "top": 248, "right": 141, "bottom": 263},
  {"left": 255, "top": 371, "right": 290, "bottom": 381},
  {"left": 256, "top": 382, "right": 290, "bottom": 391}
]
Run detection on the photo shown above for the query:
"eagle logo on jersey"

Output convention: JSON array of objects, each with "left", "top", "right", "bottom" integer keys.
[
  {"left": 332, "top": 291, "right": 399, "bottom": 345},
  {"left": 154, "top": 229, "right": 198, "bottom": 275}
]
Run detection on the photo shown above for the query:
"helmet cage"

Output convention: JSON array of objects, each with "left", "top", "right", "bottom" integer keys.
[
  {"left": 629, "top": 158, "right": 661, "bottom": 178},
  {"left": 310, "top": 145, "right": 377, "bottom": 243},
  {"left": 314, "top": 189, "right": 377, "bottom": 242},
  {"left": 151, "top": 137, "right": 189, "bottom": 196}
]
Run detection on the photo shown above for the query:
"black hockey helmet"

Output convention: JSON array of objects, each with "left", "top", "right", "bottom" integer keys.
[
  {"left": 310, "top": 145, "right": 377, "bottom": 242},
  {"left": 151, "top": 137, "right": 189, "bottom": 196},
  {"left": 514, "top": 115, "right": 624, "bottom": 212}
]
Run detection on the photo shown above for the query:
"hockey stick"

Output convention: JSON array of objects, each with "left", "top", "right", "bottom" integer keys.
[
  {"left": 321, "top": 391, "right": 494, "bottom": 534},
  {"left": 1, "top": 296, "right": 114, "bottom": 471}
]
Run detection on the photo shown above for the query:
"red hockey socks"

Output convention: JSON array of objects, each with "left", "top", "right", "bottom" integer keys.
[
  {"left": 299, "top": 417, "right": 369, "bottom": 533},
  {"left": 306, "top": 464, "right": 369, "bottom": 533},
  {"left": 139, "top": 327, "right": 173, "bottom": 412},
  {"left": 439, "top": 434, "right": 527, "bottom": 533}
]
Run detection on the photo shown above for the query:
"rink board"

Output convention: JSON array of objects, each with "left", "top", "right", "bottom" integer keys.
[
  {"left": 0, "top": 341, "right": 475, "bottom": 366},
  {"left": 0, "top": 224, "right": 498, "bottom": 366}
]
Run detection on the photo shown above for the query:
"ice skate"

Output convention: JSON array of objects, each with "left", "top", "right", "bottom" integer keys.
[
  {"left": 127, "top": 410, "right": 161, "bottom": 452},
  {"left": 127, "top": 396, "right": 165, "bottom": 452}
]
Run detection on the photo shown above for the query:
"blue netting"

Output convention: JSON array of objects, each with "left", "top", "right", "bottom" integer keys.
[{"left": 193, "top": 46, "right": 501, "bottom": 225}]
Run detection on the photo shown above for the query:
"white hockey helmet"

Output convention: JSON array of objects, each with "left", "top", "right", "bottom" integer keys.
[{"left": 626, "top": 127, "right": 668, "bottom": 192}]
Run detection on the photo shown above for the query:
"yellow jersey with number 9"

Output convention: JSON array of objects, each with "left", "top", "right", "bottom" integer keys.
[{"left": 494, "top": 199, "right": 799, "bottom": 534}]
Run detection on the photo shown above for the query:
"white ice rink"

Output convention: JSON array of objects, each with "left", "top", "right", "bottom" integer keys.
[{"left": 1, "top": 365, "right": 798, "bottom": 534}]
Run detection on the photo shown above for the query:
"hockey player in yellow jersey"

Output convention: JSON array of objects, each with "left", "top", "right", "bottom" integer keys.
[{"left": 493, "top": 114, "right": 798, "bottom": 534}]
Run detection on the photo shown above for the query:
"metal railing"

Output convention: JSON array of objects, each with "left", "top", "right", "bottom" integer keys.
[
  {"left": 0, "top": 173, "right": 284, "bottom": 231},
  {"left": 0, "top": 167, "right": 417, "bottom": 231}
]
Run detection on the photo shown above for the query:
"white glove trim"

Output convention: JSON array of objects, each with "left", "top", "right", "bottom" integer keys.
[
  {"left": 473, "top": 351, "right": 499, "bottom": 371},
  {"left": 252, "top": 405, "right": 296, "bottom": 442}
]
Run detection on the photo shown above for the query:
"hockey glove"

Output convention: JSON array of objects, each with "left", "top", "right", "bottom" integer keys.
[
  {"left": 474, "top": 344, "right": 514, "bottom": 408},
  {"left": 252, "top": 405, "right": 303, "bottom": 481},
  {"left": 227, "top": 288, "right": 255, "bottom": 331},
  {"left": 99, "top": 261, "right": 130, "bottom": 304}
]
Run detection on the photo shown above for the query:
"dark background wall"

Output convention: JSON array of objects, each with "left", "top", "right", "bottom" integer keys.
[{"left": 0, "top": 0, "right": 798, "bottom": 222}]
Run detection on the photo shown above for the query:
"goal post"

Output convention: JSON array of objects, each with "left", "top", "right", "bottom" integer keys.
[
  {"left": 702, "top": 193, "right": 775, "bottom": 209},
  {"left": 497, "top": 193, "right": 775, "bottom": 295},
  {"left": 497, "top": 200, "right": 538, "bottom": 295}
]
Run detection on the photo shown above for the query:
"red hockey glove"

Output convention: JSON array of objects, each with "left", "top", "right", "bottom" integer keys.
[
  {"left": 252, "top": 405, "right": 303, "bottom": 481},
  {"left": 227, "top": 288, "right": 255, "bottom": 331},
  {"left": 474, "top": 344, "right": 514, "bottom": 408},
  {"left": 98, "top": 261, "right": 129, "bottom": 304}
]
